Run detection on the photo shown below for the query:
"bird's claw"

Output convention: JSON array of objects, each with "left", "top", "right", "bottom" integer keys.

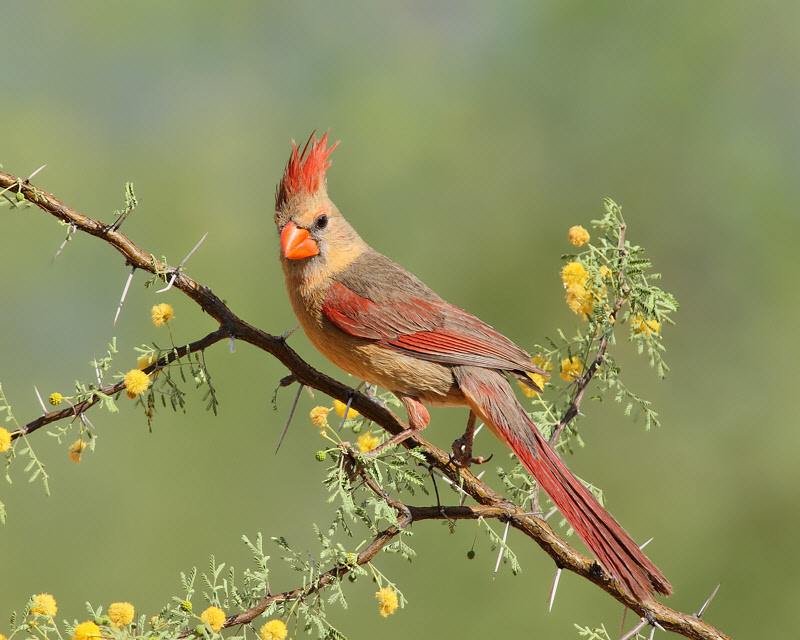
[{"left": 450, "top": 437, "right": 493, "bottom": 468}]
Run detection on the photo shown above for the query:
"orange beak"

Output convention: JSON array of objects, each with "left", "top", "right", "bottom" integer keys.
[{"left": 281, "top": 221, "right": 319, "bottom": 260}]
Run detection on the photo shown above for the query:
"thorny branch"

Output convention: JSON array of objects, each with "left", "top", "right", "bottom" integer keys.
[{"left": 0, "top": 171, "right": 730, "bottom": 640}]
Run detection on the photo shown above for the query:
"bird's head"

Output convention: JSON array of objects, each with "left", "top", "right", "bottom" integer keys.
[{"left": 274, "top": 133, "right": 365, "bottom": 277}]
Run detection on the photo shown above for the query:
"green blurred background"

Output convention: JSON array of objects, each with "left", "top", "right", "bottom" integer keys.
[{"left": 2, "top": 2, "right": 797, "bottom": 637}]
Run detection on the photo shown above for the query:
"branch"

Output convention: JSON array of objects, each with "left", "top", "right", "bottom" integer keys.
[{"left": 0, "top": 171, "right": 730, "bottom": 640}]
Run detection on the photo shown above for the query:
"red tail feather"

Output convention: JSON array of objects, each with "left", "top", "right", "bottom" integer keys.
[{"left": 456, "top": 368, "right": 672, "bottom": 601}]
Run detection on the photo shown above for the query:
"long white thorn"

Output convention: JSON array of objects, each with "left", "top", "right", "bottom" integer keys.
[
  {"left": 548, "top": 568, "right": 562, "bottom": 612},
  {"left": 114, "top": 267, "right": 136, "bottom": 325},
  {"left": 492, "top": 520, "right": 510, "bottom": 580}
]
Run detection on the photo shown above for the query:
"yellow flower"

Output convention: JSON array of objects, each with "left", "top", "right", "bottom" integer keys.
[
  {"left": 560, "top": 356, "right": 584, "bottom": 382},
  {"left": 565, "top": 287, "right": 595, "bottom": 316},
  {"left": 151, "top": 303, "right": 174, "bottom": 327},
  {"left": 108, "top": 601, "right": 134, "bottom": 627},
  {"left": 69, "top": 439, "right": 88, "bottom": 464},
  {"left": 72, "top": 621, "right": 101, "bottom": 640},
  {"left": 149, "top": 616, "right": 162, "bottom": 629},
  {"left": 357, "top": 432, "right": 380, "bottom": 453},
  {"left": 200, "top": 606, "right": 226, "bottom": 633},
  {"left": 1, "top": 634, "right": 7, "bottom": 640},
  {"left": 49, "top": 393, "right": 63, "bottom": 406},
  {"left": 375, "top": 587, "right": 398, "bottom": 617},
  {"left": 31, "top": 593, "right": 58, "bottom": 617},
  {"left": 138, "top": 354, "right": 158, "bottom": 371},
  {"left": 124, "top": 369, "right": 150, "bottom": 396},
  {"left": 333, "top": 398, "right": 360, "bottom": 420},
  {"left": 0, "top": 427, "right": 11, "bottom": 453},
  {"left": 561, "top": 262, "right": 588, "bottom": 290},
  {"left": 259, "top": 619, "right": 287, "bottom": 640},
  {"left": 631, "top": 316, "right": 661, "bottom": 336},
  {"left": 520, "top": 355, "right": 552, "bottom": 398},
  {"left": 599, "top": 265, "right": 612, "bottom": 280},
  {"left": 568, "top": 225, "right": 590, "bottom": 247},
  {"left": 310, "top": 406, "right": 330, "bottom": 435}
]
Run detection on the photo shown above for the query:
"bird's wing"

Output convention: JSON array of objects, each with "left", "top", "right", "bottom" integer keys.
[{"left": 322, "top": 254, "right": 543, "bottom": 376}]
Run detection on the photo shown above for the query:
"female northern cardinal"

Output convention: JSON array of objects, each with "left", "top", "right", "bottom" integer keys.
[{"left": 274, "top": 133, "right": 672, "bottom": 603}]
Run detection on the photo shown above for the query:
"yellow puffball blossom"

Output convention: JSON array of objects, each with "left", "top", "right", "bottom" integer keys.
[
  {"left": 375, "top": 587, "right": 399, "bottom": 617},
  {"left": 561, "top": 262, "right": 588, "bottom": 290},
  {"left": 200, "top": 606, "right": 226, "bottom": 633},
  {"left": 568, "top": 225, "right": 590, "bottom": 247},
  {"left": 0, "top": 427, "right": 11, "bottom": 453},
  {"left": 310, "top": 406, "right": 331, "bottom": 436},
  {"left": 259, "top": 619, "right": 288, "bottom": 640},
  {"left": 1, "top": 633, "right": 7, "bottom": 640},
  {"left": 560, "top": 356, "right": 584, "bottom": 382},
  {"left": 599, "top": 265, "right": 612, "bottom": 280},
  {"left": 357, "top": 432, "right": 380, "bottom": 453},
  {"left": 124, "top": 369, "right": 150, "bottom": 396},
  {"left": 333, "top": 398, "right": 360, "bottom": 420},
  {"left": 69, "top": 439, "right": 88, "bottom": 464},
  {"left": 72, "top": 621, "right": 101, "bottom": 640},
  {"left": 565, "top": 287, "right": 595, "bottom": 316},
  {"left": 108, "top": 602, "right": 135, "bottom": 627},
  {"left": 31, "top": 593, "right": 58, "bottom": 617},
  {"left": 49, "top": 392, "right": 63, "bottom": 406},
  {"left": 149, "top": 616, "right": 162, "bottom": 629},
  {"left": 151, "top": 303, "right": 174, "bottom": 327},
  {"left": 631, "top": 316, "right": 661, "bottom": 336},
  {"left": 520, "top": 355, "right": 552, "bottom": 398}
]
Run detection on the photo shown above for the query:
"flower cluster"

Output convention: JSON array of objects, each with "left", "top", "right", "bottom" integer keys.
[
  {"left": 568, "top": 225, "right": 590, "bottom": 247},
  {"left": 200, "top": 606, "right": 226, "bottom": 633},
  {"left": 259, "top": 619, "right": 287, "bottom": 640},
  {"left": 151, "top": 303, "right": 174, "bottom": 327},
  {"left": 69, "top": 439, "right": 88, "bottom": 463},
  {"left": 560, "top": 356, "right": 584, "bottom": 382},
  {"left": 72, "top": 621, "right": 100, "bottom": 640},
  {"left": 31, "top": 593, "right": 58, "bottom": 617},
  {"left": 0, "top": 427, "right": 11, "bottom": 453},
  {"left": 334, "top": 398, "right": 359, "bottom": 420},
  {"left": 520, "top": 354, "right": 552, "bottom": 398},
  {"left": 357, "top": 432, "right": 380, "bottom": 453},
  {"left": 124, "top": 369, "right": 150, "bottom": 397},
  {"left": 375, "top": 587, "right": 399, "bottom": 617},
  {"left": 108, "top": 602, "right": 135, "bottom": 627},
  {"left": 310, "top": 406, "right": 331, "bottom": 436}
]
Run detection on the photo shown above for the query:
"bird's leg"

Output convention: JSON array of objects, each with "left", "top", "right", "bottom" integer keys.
[
  {"left": 363, "top": 394, "right": 429, "bottom": 456},
  {"left": 451, "top": 411, "right": 493, "bottom": 468}
]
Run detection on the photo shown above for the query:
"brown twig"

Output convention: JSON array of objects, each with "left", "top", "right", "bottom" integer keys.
[{"left": 0, "top": 172, "right": 730, "bottom": 640}]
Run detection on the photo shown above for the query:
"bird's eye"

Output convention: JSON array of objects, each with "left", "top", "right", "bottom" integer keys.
[{"left": 315, "top": 214, "right": 328, "bottom": 229}]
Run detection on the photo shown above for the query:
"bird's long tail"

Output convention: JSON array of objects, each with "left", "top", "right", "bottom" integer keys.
[{"left": 456, "top": 368, "right": 672, "bottom": 602}]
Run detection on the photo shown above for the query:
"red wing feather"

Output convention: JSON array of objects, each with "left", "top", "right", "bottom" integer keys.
[{"left": 322, "top": 281, "right": 536, "bottom": 372}]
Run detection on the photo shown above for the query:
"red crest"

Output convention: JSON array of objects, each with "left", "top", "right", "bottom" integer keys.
[{"left": 276, "top": 132, "right": 339, "bottom": 207}]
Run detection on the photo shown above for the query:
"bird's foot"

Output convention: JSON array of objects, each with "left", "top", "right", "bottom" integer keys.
[{"left": 450, "top": 437, "right": 493, "bottom": 468}]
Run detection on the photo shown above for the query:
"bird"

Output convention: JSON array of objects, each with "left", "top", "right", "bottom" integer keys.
[{"left": 273, "top": 132, "right": 672, "bottom": 603}]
